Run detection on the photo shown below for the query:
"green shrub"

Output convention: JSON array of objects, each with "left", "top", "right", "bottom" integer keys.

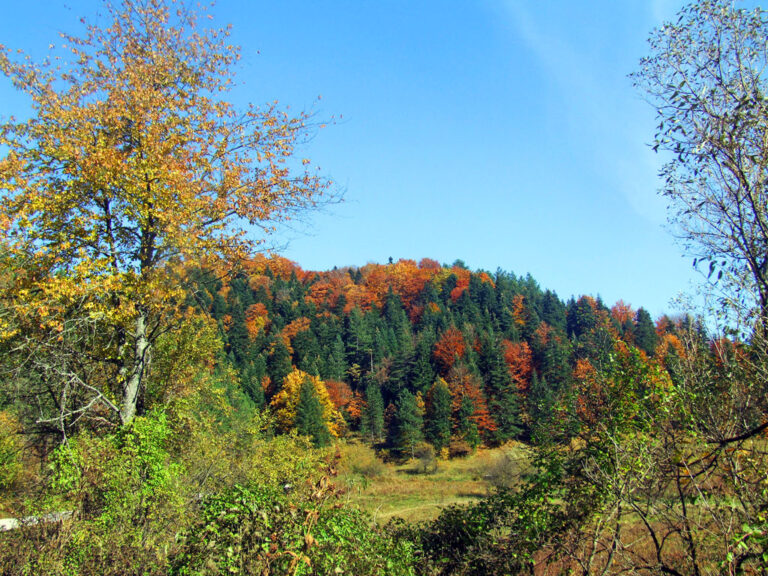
[
  {"left": 0, "top": 410, "right": 23, "bottom": 493},
  {"left": 340, "top": 442, "right": 386, "bottom": 479},
  {"left": 2, "top": 410, "right": 188, "bottom": 576},
  {"left": 171, "top": 482, "right": 416, "bottom": 576},
  {"left": 413, "top": 442, "right": 437, "bottom": 474}
]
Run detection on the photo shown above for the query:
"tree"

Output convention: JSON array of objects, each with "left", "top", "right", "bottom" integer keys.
[
  {"left": 633, "top": 0, "right": 768, "bottom": 329},
  {"left": 269, "top": 369, "right": 343, "bottom": 437},
  {"left": 0, "top": 0, "right": 330, "bottom": 429},
  {"left": 455, "top": 395, "right": 480, "bottom": 449},
  {"left": 432, "top": 326, "right": 466, "bottom": 376},
  {"left": 479, "top": 335, "right": 521, "bottom": 443},
  {"left": 634, "top": 307, "right": 658, "bottom": 356},
  {"left": 392, "top": 390, "right": 423, "bottom": 458},
  {"left": 295, "top": 378, "right": 331, "bottom": 447},
  {"left": 267, "top": 338, "right": 293, "bottom": 395},
  {"left": 242, "top": 356, "right": 266, "bottom": 409},
  {"left": 424, "top": 378, "right": 452, "bottom": 452},
  {"left": 361, "top": 380, "right": 385, "bottom": 444}
]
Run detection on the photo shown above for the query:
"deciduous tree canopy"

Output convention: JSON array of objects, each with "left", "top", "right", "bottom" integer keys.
[
  {"left": 633, "top": 0, "right": 768, "bottom": 329},
  {"left": 0, "top": 0, "right": 330, "bottom": 429}
]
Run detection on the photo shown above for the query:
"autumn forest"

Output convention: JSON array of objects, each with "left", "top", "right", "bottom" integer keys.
[
  {"left": 2, "top": 0, "right": 768, "bottom": 575},
  {"left": 193, "top": 255, "right": 678, "bottom": 454}
]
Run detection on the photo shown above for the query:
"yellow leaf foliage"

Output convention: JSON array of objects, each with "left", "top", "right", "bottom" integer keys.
[
  {"left": 0, "top": 0, "right": 331, "bottom": 425},
  {"left": 269, "top": 369, "right": 344, "bottom": 438},
  {"left": 0, "top": 0, "right": 330, "bottom": 325}
]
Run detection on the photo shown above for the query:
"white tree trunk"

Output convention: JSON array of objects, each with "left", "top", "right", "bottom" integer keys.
[{"left": 120, "top": 311, "right": 150, "bottom": 425}]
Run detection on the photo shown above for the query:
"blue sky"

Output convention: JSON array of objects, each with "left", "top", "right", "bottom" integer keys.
[{"left": 0, "top": 1, "right": 700, "bottom": 318}]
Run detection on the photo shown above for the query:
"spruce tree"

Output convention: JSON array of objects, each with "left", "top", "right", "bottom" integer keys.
[
  {"left": 528, "top": 371, "right": 555, "bottom": 445},
  {"left": 323, "top": 335, "right": 348, "bottom": 381},
  {"left": 634, "top": 308, "right": 658, "bottom": 356},
  {"left": 480, "top": 336, "right": 521, "bottom": 443},
  {"left": 292, "top": 329, "right": 320, "bottom": 373},
  {"left": 242, "top": 358, "right": 266, "bottom": 409},
  {"left": 295, "top": 378, "right": 331, "bottom": 447},
  {"left": 267, "top": 338, "right": 293, "bottom": 391},
  {"left": 362, "top": 380, "right": 385, "bottom": 444},
  {"left": 227, "top": 301, "right": 250, "bottom": 368},
  {"left": 211, "top": 291, "right": 227, "bottom": 320},
  {"left": 425, "top": 379, "right": 452, "bottom": 452},
  {"left": 456, "top": 395, "right": 480, "bottom": 448},
  {"left": 394, "top": 389, "right": 424, "bottom": 458}
]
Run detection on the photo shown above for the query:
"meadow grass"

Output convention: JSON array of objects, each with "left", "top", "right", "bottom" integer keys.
[{"left": 336, "top": 441, "right": 530, "bottom": 523}]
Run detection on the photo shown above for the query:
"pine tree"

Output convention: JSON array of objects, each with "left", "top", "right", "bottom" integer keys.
[
  {"left": 361, "top": 380, "right": 385, "bottom": 444},
  {"left": 393, "top": 389, "right": 424, "bottom": 458},
  {"left": 295, "top": 378, "right": 331, "bottom": 447},
  {"left": 456, "top": 394, "right": 480, "bottom": 449},
  {"left": 267, "top": 338, "right": 293, "bottom": 392},
  {"left": 425, "top": 379, "right": 452, "bottom": 452},
  {"left": 634, "top": 307, "right": 658, "bottom": 356}
]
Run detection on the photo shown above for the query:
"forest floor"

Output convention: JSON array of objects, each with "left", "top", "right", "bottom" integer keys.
[{"left": 336, "top": 442, "right": 531, "bottom": 524}]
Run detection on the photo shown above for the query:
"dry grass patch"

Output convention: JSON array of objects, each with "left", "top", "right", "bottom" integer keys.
[{"left": 337, "top": 442, "right": 530, "bottom": 523}]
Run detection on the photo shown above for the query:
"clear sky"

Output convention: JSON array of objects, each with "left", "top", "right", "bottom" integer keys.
[{"left": 0, "top": 0, "right": 702, "bottom": 318}]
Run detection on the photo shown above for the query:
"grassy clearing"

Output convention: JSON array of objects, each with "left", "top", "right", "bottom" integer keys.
[{"left": 335, "top": 441, "right": 531, "bottom": 524}]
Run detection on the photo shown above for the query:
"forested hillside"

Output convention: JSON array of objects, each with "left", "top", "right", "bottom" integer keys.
[{"left": 197, "top": 255, "right": 688, "bottom": 452}]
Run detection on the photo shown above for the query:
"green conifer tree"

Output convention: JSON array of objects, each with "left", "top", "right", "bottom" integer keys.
[
  {"left": 425, "top": 379, "right": 452, "bottom": 452},
  {"left": 268, "top": 338, "right": 293, "bottom": 391},
  {"left": 295, "top": 378, "right": 331, "bottom": 447},
  {"left": 456, "top": 395, "right": 480, "bottom": 449},
  {"left": 322, "top": 335, "right": 347, "bottom": 381},
  {"left": 361, "top": 380, "right": 385, "bottom": 444},
  {"left": 634, "top": 307, "right": 658, "bottom": 356},
  {"left": 393, "top": 389, "right": 424, "bottom": 458},
  {"left": 480, "top": 336, "right": 521, "bottom": 443},
  {"left": 528, "top": 371, "right": 555, "bottom": 445},
  {"left": 242, "top": 357, "right": 266, "bottom": 409}
]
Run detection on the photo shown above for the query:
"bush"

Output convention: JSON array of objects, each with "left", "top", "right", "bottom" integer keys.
[
  {"left": 170, "top": 482, "right": 416, "bottom": 576},
  {"left": 339, "top": 442, "right": 386, "bottom": 478},
  {"left": 482, "top": 449, "right": 525, "bottom": 490},
  {"left": 0, "top": 410, "right": 186, "bottom": 576},
  {"left": 413, "top": 442, "right": 437, "bottom": 474},
  {"left": 0, "top": 410, "right": 23, "bottom": 493},
  {"left": 448, "top": 439, "right": 473, "bottom": 459}
]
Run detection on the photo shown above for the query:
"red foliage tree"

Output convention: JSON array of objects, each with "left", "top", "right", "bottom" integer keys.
[
  {"left": 244, "top": 302, "right": 270, "bottom": 340},
  {"left": 502, "top": 339, "right": 533, "bottom": 391},
  {"left": 433, "top": 327, "right": 466, "bottom": 375},
  {"left": 446, "top": 365, "right": 497, "bottom": 436},
  {"left": 325, "top": 379, "right": 353, "bottom": 411}
]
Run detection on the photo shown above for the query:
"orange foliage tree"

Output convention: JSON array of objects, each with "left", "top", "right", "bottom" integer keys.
[
  {"left": 324, "top": 379, "right": 353, "bottom": 413},
  {"left": 280, "top": 317, "right": 311, "bottom": 349},
  {"left": 245, "top": 303, "right": 270, "bottom": 340},
  {"left": 502, "top": 340, "right": 533, "bottom": 391},
  {"left": 446, "top": 366, "right": 497, "bottom": 438},
  {"left": 433, "top": 327, "right": 467, "bottom": 375},
  {"left": 0, "top": 0, "right": 329, "bottom": 427}
]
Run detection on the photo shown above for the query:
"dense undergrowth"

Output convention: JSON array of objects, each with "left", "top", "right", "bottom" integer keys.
[{"left": 2, "top": 306, "right": 767, "bottom": 575}]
